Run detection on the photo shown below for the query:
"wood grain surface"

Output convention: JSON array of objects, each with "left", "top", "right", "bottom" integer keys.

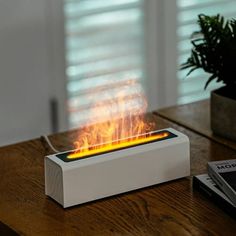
[
  {"left": 0, "top": 114, "right": 236, "bottom": 235},
  {"left": 155, "top": 99, "right": 236, "bottom": 151}
]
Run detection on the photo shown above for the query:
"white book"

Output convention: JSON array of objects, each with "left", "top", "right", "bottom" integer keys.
[{"left": 208, "top": 159, "right": 236, "bottom": 206}]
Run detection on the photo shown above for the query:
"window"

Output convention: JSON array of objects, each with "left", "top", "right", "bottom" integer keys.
[
  {"left": 60, "top": 0, "right": 236, "bottom": 130},
  {"left": 64, "top": 0, "right": 145, "bottom": 129}
]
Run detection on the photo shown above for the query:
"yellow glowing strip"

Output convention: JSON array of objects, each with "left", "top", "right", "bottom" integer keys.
[{"left": 67, "top": 132, "right": 169, "bottom": 159}]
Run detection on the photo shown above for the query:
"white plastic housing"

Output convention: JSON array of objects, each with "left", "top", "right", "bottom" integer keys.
[{"left": 45, "top": 128, "right": 190, "bottom": 208}]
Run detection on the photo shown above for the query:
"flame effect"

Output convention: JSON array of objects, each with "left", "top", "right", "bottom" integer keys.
[
  {"left": 68, "top": 131, "right": 169, "bottom": 159},
  {"left": 69, "top": 79, "right": 156, "bottom": 159}
]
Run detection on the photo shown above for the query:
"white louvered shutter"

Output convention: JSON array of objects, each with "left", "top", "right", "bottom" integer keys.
[
  {"left": 63, "top": 0, "right": 145, "bottom": 128},
  {"left": 177, "top": 0, "right": 236, "bottom": 104}
]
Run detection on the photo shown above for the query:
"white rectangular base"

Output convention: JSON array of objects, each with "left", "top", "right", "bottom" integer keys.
[{"left": 45, "top": 128, "right": 190, "bottom": 208}]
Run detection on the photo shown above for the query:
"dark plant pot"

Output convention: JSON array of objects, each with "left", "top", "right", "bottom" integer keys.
[{"left": 211, "top": 86, "right": 236, "bottom": 141}]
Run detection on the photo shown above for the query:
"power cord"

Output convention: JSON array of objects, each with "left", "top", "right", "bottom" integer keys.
[{"left": 41, "top": 135, "right": 59, "bottom": 154}]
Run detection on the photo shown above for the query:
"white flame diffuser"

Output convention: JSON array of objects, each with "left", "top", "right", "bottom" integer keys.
[{"left": 45, "top": 128, "right": 190, "bottom": 208}]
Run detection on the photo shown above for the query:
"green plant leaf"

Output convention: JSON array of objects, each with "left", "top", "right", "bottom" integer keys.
[
  {"left": 186, "top": 67, "right": 198, "bottom": 77},
  {"left": 204, "top": 74, "right": 218, "bottom": 90}
]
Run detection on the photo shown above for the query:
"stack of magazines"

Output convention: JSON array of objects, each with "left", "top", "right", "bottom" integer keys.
[{"left": 193, "top": 159, "right": 236, "bottom": 218}]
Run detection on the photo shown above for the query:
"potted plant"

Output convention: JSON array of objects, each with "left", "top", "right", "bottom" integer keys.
[{"left": 181, "top": 14, "right": 236, "bottom": 141}]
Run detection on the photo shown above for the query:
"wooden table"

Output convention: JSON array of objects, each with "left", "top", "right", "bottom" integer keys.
[
  {"left": 1, "top": 110, "right": 236, "bottom": 235},
  {"left": 155, "top": 99, "right": 236, "bottom": 151}
]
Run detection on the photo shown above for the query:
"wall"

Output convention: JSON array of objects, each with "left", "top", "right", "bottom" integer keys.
[{"left": 0, "top": 0, "right": 52, "bottom": 145}]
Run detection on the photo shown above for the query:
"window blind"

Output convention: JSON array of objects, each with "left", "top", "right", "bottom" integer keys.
[
  {"left": 64, "top": 0, "right": 145, "bottom": 128},
  {"left": 177, "top": 0, "right": 236, "bottom": 104}
]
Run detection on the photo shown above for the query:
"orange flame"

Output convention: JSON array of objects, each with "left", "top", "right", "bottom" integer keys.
[
  {"left": 69, "top": 79, "right": 156, "bottom": 159},
  {"left": 68, "top": 131, "right": 169, "bottom": 159}
]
